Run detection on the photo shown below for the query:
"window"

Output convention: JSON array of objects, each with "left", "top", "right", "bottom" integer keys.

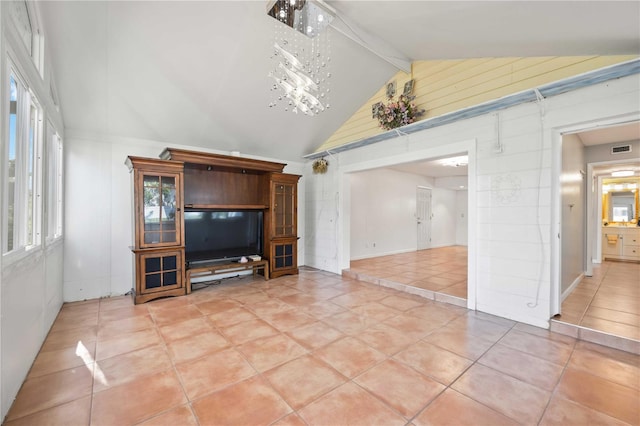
[
  {"left": 9, "top": 1, "right": 45, "bottom": 77},
  {"left": 46, "top": 123, "right": 63, "bottom": 241},
  {"left": 3, "top": 69, "right": 43, "bottom": 255}
]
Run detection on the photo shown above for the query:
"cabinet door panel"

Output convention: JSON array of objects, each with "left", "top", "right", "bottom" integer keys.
[
  {"left": 139, "top": 250, "right": 183, "bottom": 294},
  {"left": 139, "top": 172, "right": 182, "bottom": 247},
  {"left": 272, "top": 182, "right": 296, "bottom": 237}
]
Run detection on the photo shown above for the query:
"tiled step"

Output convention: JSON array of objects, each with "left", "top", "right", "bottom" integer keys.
[
  {"left": 550, "top": 319, "right": 640, "bottom": 355},
  {"left": 342, "top": 269, "right": 467, "bottom": 308}
]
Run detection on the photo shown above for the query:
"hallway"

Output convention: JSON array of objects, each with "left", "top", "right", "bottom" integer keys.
[{"left": 558, "top": 260, "right": 640, "bottom": 342}]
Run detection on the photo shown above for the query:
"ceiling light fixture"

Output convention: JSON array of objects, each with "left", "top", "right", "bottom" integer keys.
[
  {"left": 440, "top": 155, "right": 469, "bottom": 167},
  {"left": 611, "top": 170, "right": 634, "bottom": 177},
  {"left": 267, "top": 0, "right": 335, "bottom": 116}
]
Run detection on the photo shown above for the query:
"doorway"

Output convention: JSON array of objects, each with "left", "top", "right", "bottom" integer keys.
[
  {"left": 555, "top": 121, "right": 640, "bottom": 342},
  {"left": 345, "top": 148, "right": 472, "bottom": 308},
  {"left": 417, "top": 187, "right": 432, "bottom": 250}
]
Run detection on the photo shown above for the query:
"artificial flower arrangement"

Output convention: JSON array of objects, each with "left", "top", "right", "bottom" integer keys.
[{"left": 373, "top": 94, "right": 425, "bottom": 131}]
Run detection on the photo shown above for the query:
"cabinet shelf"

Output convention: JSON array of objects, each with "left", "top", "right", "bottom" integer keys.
[{"left": 185, "top": 204, "right": 268, "bottom": 210}]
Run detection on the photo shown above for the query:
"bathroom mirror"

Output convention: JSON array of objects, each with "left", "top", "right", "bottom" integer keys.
[
  {"left": 602, "top": 177, "right": 639, "bottom": 224},
  {"left": 609, "top": 191, "right": 636, "bottom": 222}
]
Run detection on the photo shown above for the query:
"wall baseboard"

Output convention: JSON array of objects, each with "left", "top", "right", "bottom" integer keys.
[
  {"left": 561, "top": 272, "right": 585, "bottom": 302},
  {"left": 350, "top": 248, "right": 416, "bottom": 261}
]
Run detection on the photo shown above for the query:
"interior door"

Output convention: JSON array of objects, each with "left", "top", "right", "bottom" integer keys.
[{"left": 417, "top": 187, "right": 432, "bottom": 250}]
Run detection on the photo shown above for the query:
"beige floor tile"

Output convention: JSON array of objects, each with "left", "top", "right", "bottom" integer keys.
[
  {"left": 539, "top": 396, "right": 630, "bottom": 426},
  {"left": 355, "top": 359, "right": 445, "bottom": 418},
  {"left": 393, "top": 340, "right": 473, "bottom": 385},
  {"left": 6, "top": 366, "right": 93, "bottom": 421},
  {"left": 556, "top": 368, "right": 640, "bottom": 425},
  {"left": 423, "top": 328, "right": 495, "bottom": 360},
  {"left": 413, "top": 389, "right": 518, "bottom": 426},
  {"left": 91, "top": 370, "right": 187, "bottom": 426},
  {"left": 285, "top": 321, "right": 345, "bottom": 350},
  {"left": 313, "top": 336, "right": 386, "bottom": 378},
  {"left": 207, "top": 306, "right": 257, "bottom": 328},
  {"left": 569, "top": 342, "right": 640, "bottom": 390},
  {"left": 193, "top": 298, "right": 242, "bottom": 315},
  {"left": 357, "top": 322, "right": 421, "bottom": 355},
  {"left": 478, "top": 343, "right": 565, "bottom": 391},
  {"left": 191, "top": 375, "right": 292, "bottom": 425},
  {"left": 135, "top": 404, "right": 198, "bottom": 426},
  {"left": 28, "top": 344, "right": 95, "bottom": 379},
  {"left": 498, "top": 329, "right": 574, "bottom": 365},
  {"left": 93, "top": 345, "right": 173, "bottom": 392},
  {"left": 321, "top": 311, "right": 377, "bottom": 334},
  {"left": 95, "top": 328, "right": 163, "bottom": 361},
  {"left": 220, "top": 318, "right": 280, "bottom": 345},
  {"left": 451, "top": 364, "right": 551, "bottom": 424},
  {"left": 298, "top": 382, "right": 406, "bottom": 426},
  {"left": 236, "top": 333, "right": 308, "bottom": 371},
  {"left": 97, "top": 314, "right": 155, "bottom": 340},
  {"left": 166, "top": 330, "right": 230, "bottom": 364},
  {"left": 3, "top": 395, "right": 92, "bottom": 426},
  {"left": 263, "top": 355, "right": 346, "bottom": 409},
  {"left": 176, "top": 347, "right": 256, "bottom": 399},
  {"left": 150, "top": 304, "right": 203, "bottom": 327},
  {"left": 41, "top": 325, "right": 98, "bottom": 353},
  {"left": 158, "top": 316, "right": 214, "bottom": 342},
  {"left": 271, "top": 413, "right": 307, "bottom": 426},
  {"left": 349, "top": 301, "right": 402, "bottom": 321},
  {"left": 261, "top": 309, "right": 317, "bottom": 331},
  {"left": 98, "top": 305, "right": 150, "bottom": 323}
]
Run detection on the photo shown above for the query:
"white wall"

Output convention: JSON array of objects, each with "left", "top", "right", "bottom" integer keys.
[
  {"left": 560, "top": 133, "right": 585, "bottom": 295},
  {"left": 431, "top": 187, "right": 458, "bottom": 248},
  {"left": 0, "top": 2, "right": 65, "bottom": 420},
  {"left": 585, "top": 139, "right": 640, "bottom": 164},
  {"left": 305, "top": 74, "right": 640, "bottom": 329},
  {"left": 349, "top": 168, "right": 466, "bottom": 260},
  {"left": 349, "top": 169, "right": 429, "bottom": 259},
  {"left": 63, "top": 132, "right": 305, "bottom": 301}
]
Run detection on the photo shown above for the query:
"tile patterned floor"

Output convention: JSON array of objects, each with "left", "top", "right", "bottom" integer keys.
[
  {"left": 557, "top": 260, "right": 640, "bottom": 342},
  {"left": 348, "top": 246, "right": 468, "bottom": 305},
  {"left": 4, "top": 268, "right": 639, "bottom": 425}
]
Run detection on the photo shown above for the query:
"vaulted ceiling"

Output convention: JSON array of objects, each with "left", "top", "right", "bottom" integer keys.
[{"left": 39, "top": 1, "right": 640, "bottom": 162}]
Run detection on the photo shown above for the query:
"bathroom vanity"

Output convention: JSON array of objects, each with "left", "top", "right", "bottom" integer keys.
[{"left": 602, "top": 226, "right": 640, "bottom": 261}]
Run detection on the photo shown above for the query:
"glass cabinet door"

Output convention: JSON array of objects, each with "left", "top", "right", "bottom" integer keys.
[
  {"left": 140, "top": 172, "right": 181, "bottom": 247},
  {"left": 273, "top": 182, "right": 296, "bottom": 237}
]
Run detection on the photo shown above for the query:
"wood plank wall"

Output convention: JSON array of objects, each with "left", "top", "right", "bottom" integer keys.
[{"left": 315, "top": 55, "right": 637, "bottom": 153}]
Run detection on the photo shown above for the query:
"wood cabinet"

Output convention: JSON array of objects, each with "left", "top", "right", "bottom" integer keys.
[
  {"left": 127, "top": 149, "right": 301, "bottom": 303},
  {"left": 126, "top": 157, "right": 186, "bottom": 304},
  {"left": 267, "top": 173, "right": 301, "bottom": 278}
]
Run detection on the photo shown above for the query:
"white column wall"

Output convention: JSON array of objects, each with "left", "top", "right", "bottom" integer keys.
[
  {"left": 63, "top": 133, "right": 305, "bottom": 301},
  {"left": 560, "top": 133, "right": 586, "bottom": 296},
  {"left": 304, "top": 74, "right": 640, "bottom": 328}
]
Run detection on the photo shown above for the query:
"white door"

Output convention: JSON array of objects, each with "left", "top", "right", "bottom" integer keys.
[{"left": 417, "top": 187, "right": 432, "bottom": 250}]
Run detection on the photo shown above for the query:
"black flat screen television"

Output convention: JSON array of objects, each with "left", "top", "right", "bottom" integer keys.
[{"left": 184, "top": 210, "right": 263, "bottom": 265}]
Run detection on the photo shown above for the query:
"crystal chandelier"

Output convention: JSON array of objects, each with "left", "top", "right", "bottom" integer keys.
[{"left": 267, "top": 0, "right": 335, "bottom": 116}]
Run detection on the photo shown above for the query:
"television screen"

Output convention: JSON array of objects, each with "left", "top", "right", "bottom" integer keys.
[{"left": 184, "top": 210, "right": 263, "bottom": 264}]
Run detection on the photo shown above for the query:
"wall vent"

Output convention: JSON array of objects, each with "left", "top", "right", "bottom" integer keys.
[{"left": 611, "top": 145, "right": 632, "bottom": 155}]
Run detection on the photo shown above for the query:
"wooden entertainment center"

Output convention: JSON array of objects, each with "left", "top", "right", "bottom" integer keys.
[{"left": 126, "top": 148, "right": 300, "bottom": 304}]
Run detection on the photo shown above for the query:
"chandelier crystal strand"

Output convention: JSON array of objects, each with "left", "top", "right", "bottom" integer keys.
[{"left": 267, "top": 0, "right": 332, "bottom": 116}]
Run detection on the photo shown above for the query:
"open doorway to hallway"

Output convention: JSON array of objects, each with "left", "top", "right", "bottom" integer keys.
[
  {"left": 346, "top": 154, "right": 469, "bottom": 306},
  {"left": 556, "top": 121, "right": 640, "bottom": 345}
]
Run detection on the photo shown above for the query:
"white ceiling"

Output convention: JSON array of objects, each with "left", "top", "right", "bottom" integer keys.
[{"left": 38, "top": 1, "right": 640, "bottom": 162}]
